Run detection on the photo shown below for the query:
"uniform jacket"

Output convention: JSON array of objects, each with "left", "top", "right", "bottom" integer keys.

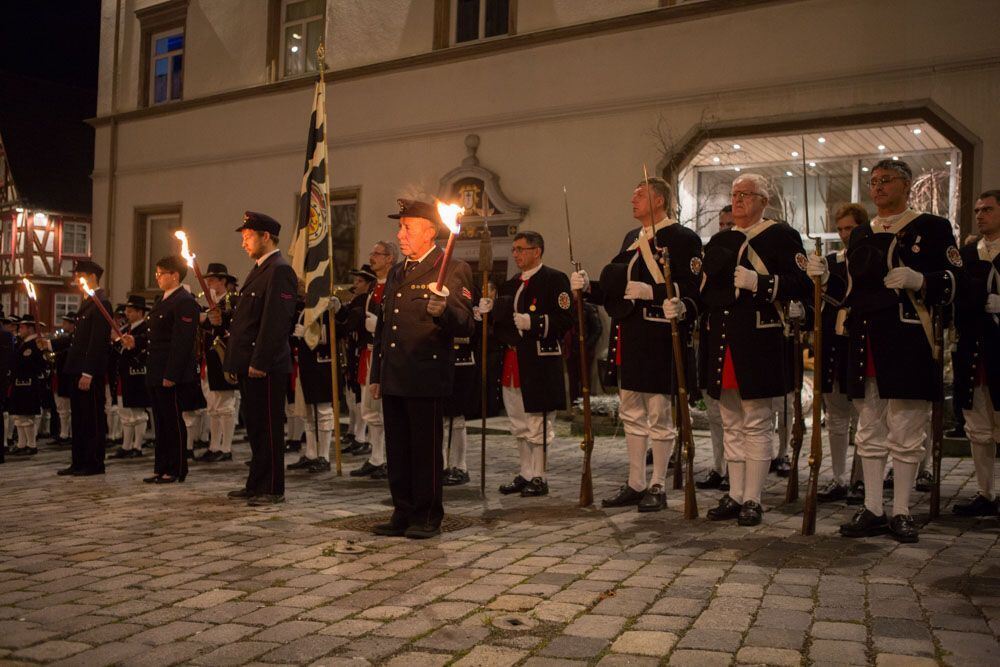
[
  {"left": 145, "top": 288, "right": 201, "bottom": 387},
  {"left": 593, "top": 220, "right": 703, "bottom": 394},
  {"left": 56, "top": 288, "right": 112, "bottom": 378},
  {"left": 953, "top": 239, "right": 1000, "bottom": 410},
  {"left": 700, "top": 221, "right": 812, "bottom": 400},
  {"left": 118, "top": 320, "right": 151, "bottom": 408},
  {"left": 371, "top": 246, "right": 475, "bottom": 398},
  {"left": 203, "top": 291, "right": 239, "bottom": 391},
  {"left": 843, "top": 212, "right": 962, "bottom": 401},
  {"left": 494, "top": 264, "right": 573, "bottom": 413},
  {"left": 9, "top": 336, "right": 47, "bottom": 415},
  {"left": 818, "top": 250, "right": 851, "bottom": 394},
  {"left": 296, "top": 310, "right": 334, "bottom": 405},
  {"left": 224, "top": 251, "right": 299, "bottom": 375}
]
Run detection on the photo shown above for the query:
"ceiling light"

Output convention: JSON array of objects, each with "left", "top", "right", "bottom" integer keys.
[
  {"left": 945, "top": 160, "right": 952, "bottom": 166},
  {"left": 734, "top": 167, "right": 741, "bottom": 172},
  {"left": 912, "top": 128, "right": 922, "bottom": 135},
  {"left": 808, "top": 162, "right": 816, "bottom": 167},
  {"left": 292, "top": 33, "right": 301, "bottom": 40},
  {"left": 712, "top": 156, "right": 721, "bottom": 164},
  {"left": 290, "top": 45, "right": 299, "bottom": 53},
  {"left": 892, "top": 155, "right": 899, "bottom": 161},
  {"left": 878, "top": 144, "right": 886, "bottom": 151},
  {"left": 861, "top": 167, "right": 869, "bottom": 172},
  {"left": 791, "top": 151, "right": 799, "bottom": 157},
  {"left": 817, "top": 137, "right": 826, "bottom": 144},
  {"left": 732, "top": 144, "right": 741, "bottom": 150},
  {"left": 785, "top": 171, "right": 793, "bottom": 177}
]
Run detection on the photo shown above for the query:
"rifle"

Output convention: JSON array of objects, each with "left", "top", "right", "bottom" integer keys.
[
  {"left": 785, "top": 315, "right": 805, "bottom": 503},
  {"left": 672, "top": 394, "right": 683, "bottom": 490},
  {"left": 929, "top": 310, "right": 944, "bottom": 519},
  {"left": 564, "top": 187, "right": 595, "bottom": 508},
  {"left": 643, "top": 166, "right": 697, "bottom": 519},
  {"left": 479, "top": 192, "right": 494, "bottom": 499},
  {"left": 801, "top": 138, "right": 824, "bottom": 535}
]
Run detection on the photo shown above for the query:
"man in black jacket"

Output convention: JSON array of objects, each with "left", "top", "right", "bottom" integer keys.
[
  {"left": 202, "top": 264, "right": 240, "bottom": 462},
  {"left": 482, "top": 231, "right": 573, "bottom": 497},
  {"left": 224, "top": 212, "right": 299, "bottom": 505},
  {"left": 50, "top": 260, "right": 112, "bottom": 476},
  {"left": 123, "top": 256, "right": 200, "bottom": 483},
  {"left": 370, "top": 199, "right": 475, "bottom": 538},
  {"left": 114, "top": 295, "right": 151, "bottom": 459}
]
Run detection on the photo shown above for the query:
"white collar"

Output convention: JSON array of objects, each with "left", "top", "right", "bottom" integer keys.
[
  {"left": 376, "top": 277, "right": 387, "bottom": 284},
  {"left": 23, "top": 333, "right": 38, "bottom": 342},
  {"left": 736, "top": 217, "right": 766, "bottom": 235},
  {"left": 407, "top": 245, "right": 436, "bottom": 264},
  {"left": 130, "top": 318, "right": 146, "bottom": 328},
  {"left": 162, "top": 285, "right": 182, "bottom": 301},
  {"left": 872, "top": 208, "right": 919, "bottom": 234},
  {"left": 256, "top": 248, "right": 280, "bottom": 266},
  {"left": 520, "top": 263, "right": 543, "bottom": 281}
]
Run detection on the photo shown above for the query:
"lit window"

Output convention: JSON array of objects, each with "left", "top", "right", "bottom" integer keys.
[
  {"left": 455, "top": 0, "right": 510, "bottom": 44},
  {"left": 54, "top": 293, "right": 82, "bottom": 324},
  {"left": 145, "top": 213, "right": 182, "bottom": 288},
  {"left": 282, "top": 0, "right": 324, "bottom": 78},
  {"left": 150, "top": 29, "right": 184, "bottom": 104},
  {"left": 62, "top": 221, "right": 90, "bottom": 256}
]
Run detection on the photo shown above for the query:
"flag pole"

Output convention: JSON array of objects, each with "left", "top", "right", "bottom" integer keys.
[{"left": 317, "top": 43, "right": 343, "bottom": 476}]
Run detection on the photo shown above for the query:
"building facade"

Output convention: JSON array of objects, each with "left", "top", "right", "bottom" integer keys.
[{"left": 90, "top": 0, "right": 1000, "bottom": 300}]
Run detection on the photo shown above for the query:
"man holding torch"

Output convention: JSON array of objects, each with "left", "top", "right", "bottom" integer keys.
[{"left": 370, "top": 199, "right": 474, "bottom": 539}]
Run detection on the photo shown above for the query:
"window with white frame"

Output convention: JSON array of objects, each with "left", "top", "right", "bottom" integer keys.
[
  {"left": 454, "top": 0, "right": 510, "bottom": 44},
  {"left": 61, "top": 221, "right": 90, "bottom": 256},
  {"left": 150, "top": 28, "right": 184, "bottom": 104},
  {"left": 281, "top": 0, "right": 324, "bottom": 78},
  {"left": 54, "top": 293, "right": 82, "bottom": 324}
]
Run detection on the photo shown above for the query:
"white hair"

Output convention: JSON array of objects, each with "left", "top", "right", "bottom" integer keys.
[
  {"left": 733, "top": 173, "right": 770, "bottom": 200},
  {"left": 375, "top": 240, "right": 399, "bottom": 263}
]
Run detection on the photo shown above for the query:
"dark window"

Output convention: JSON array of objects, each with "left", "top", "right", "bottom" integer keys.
[{"left": 455, "top": 0, "right": 479, "bottom": 43}]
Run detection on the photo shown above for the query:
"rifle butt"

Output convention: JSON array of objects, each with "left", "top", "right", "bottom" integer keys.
[
  {"left": 579, "top": 459, "right": 594, "bottom": 508},
  {"left": 801, "top": 473, "right": 819, "bottom": 535},
  {"left": 785, "top": 450, "right": 800, "bottom": 504}
]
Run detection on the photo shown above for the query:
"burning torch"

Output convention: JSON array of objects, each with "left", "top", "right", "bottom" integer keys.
[
  {"left": 174, "top": 230, "right": 217, "bottom": 309},
  {"left": 22, "top": 277, "right": 40, "bottom": 324},
  {"left": 434, "top": 201, "right": 464, "bottom": 293},
  {"left": 78, "top": 277, "right": 123, "bottom": 338}
]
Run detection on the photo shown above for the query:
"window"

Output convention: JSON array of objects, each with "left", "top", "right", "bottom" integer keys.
[
  {"left": 280, "top": 0, "right": 324, "bottom": 78},
  {"left": 150, "top": 29, "right": 184, "bottom": 105},
  {"left": 61, "top": 221, "right": 90, "bottom": 257},
  {"left": 53, "top": 293, "right": 82, "bottom": 323},
  {"left": 330, "top": 191, "right": 359, "bottom": 284},
  {"left": 132, "top": 206, "right": 182, "bottom": 292},
  {"left": 453, "top": 0, "right": 510, "bottom": 44},
  {"left": 1, "top": 217, "right": 12, "bottom": 256}
]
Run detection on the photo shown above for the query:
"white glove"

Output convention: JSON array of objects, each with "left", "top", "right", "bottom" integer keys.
[
  {"left": 570, "top": 270, "right": 590, "bottom": 292},
  {"left": 661, "top": 297, "right": 686, "bottom": 321},
  {"left": 478, "top": 297, "right": 493, "bottom": 314},
  {"left": 986, "top": 294, "right": 1000, "bottom": 314},
  {"left": 884, "top": 266, "right": 924, "bottom": 291},
  {"left": 513, "top": 312, "right": 531, "bottom": 331},
  {"left": 292, "top": 323, "right": 305, "bottom": 338},
  {"left": 473, "top": 306, "right": 482, "bottom": 322},
  {"left": 734, "top": 266, "right": 759, "bottom": 292},
  {"left": 788, "top": 301, "right": 805, "bottom": 320},
  {"left": 806, "top": 254, "right": 829, "bottom": 283},
  {"left": 624, "top": 280, "right": 654, "bottom": 301},
  {"left": 327, "top": 296, "right": 341, "bottom": 313},
  {"left": 364, "top": 312, "right": 378, "bottom": 333}
]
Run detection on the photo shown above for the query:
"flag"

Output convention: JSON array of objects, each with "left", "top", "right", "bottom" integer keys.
[{"left": 289, "top": 78, "right": 332, "bottom": 350}]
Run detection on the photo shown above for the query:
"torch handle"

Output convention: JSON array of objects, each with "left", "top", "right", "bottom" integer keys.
[
  {"left": 192, "top": 263, "right": 217, "bottom": 309},
  {"left": 90, "top": 296, "right": 124, "bottom": 339},
  {"left": 435, "top": 233, "right": 458, "bottom": 293}
]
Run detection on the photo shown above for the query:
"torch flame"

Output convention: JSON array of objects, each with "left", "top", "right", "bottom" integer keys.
[
  {"left": 174, "top": 230, "right": 195, "bottom": 267},
  {"left": 22, "top": 278, "right": 36, "bottom": 301},
  {"left": 436, "top": 201, "right": 464, "bottom": 235},
  {"left": 78, "top": 276, "right": 95, "bottom": 297}
]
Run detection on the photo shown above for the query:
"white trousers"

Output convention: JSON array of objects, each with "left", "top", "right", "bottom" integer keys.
[
  {"left": 55, "top": 396, "right": 72, "bottom": 438},
  {"left": 106, "top": 385, "right": 121, "bottom": 440},
  {"left": 771, "top": 392, "right": 794, "bottom": 459},
  {"left": 286, "top": 401, "right": 304, "bottom": 442},
  {"left": 704, "top": 395, "right": 726, "bottom": 475},
  {"left": 347, "top": 393, "right": 365, "bottom": 442},
  {"left": 824, "top": 383, "right": 856, "bottom": 485},
  {"left": 12, "top": 414, "right": 37, "bottom": 449},
  {"left": 719, "top": 390, "right": 775, "bottom": 462},
  {"left": 182, "top": 410, "right": 205, "bottom": 451},
  {"left": 361, "top": 362, "right": 385, "bottom": 466},
  {"left": 303, "top": 402, "right": 334, "bottom": 460},
  {"left": 618, "top": 390, "right": 676, "bottom": 491},
  {"left": 206, "top": 388, "right": 238, "bottom": 453},
  {"left": 853, "top": 378, "right": 928, "bottom": 465},
  {"left": 119, "top": 407, "right": 148, "bottom": 451},
  {"left": 443, "top": 415, "right": 468, "bottom": 471},
  {"left": 503, "top": 386, "right": 553, "bottom": 481},
  {"left": 964, "top": 385, "right": 999, "bottom": 498}
]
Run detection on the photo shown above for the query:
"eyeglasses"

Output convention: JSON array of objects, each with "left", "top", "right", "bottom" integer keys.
[
  {"left": 154, "top": 270, "right": 172, "bottom": 277},
  {"left": 511, "top": 246, "right": 539, "bottom": 254},
  {"left": 869, "top": 176, "right": 906, "bottom": 188},
  {"left": 731, "top": 191, "right": 763, "bottom": 202}
]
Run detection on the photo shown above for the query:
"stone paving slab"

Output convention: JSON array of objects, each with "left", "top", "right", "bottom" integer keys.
[{"left": 1, "top": 423, "right": 998, "bottom": 665}]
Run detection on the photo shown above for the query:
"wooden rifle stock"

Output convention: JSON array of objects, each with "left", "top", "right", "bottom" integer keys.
[
  {"left": 929, "top": 311, "right": 944, "bottom": 519},
  {"left": 785, "top": 317, "right": 805, "bottom": 503},
  {"left": 672, "top": 393, "right": 684, "bottom": 491},
  {"left": 575, "top": 271, "right": 595, "bottom": 507},
  {"left": 802, "top": 237, "right": 824, "bottom": 535}
]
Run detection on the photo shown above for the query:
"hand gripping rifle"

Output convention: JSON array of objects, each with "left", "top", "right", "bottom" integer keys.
[
  {"left": 929, "top": 310, "right": 944, "bottom": 519},
  {"left": 800, "top": 138, "right": 824, "bottom": 535},
  {"left": 479, "top": 191, "right": 494, "bottom": 499},
  {"left": 643, "top": 166, "right": 697, "bottom": 519},
  {"left": 564, "top": 187, "right": 596, "bottom": 508}
]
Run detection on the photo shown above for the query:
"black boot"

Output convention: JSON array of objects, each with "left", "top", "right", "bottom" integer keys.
[{"left": 601, "top": 484, "right": 644, "bottom": 508}]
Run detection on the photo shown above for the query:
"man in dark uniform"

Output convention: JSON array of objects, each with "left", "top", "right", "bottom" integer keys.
[
  {"left": 0, "top": 310, "right": 14, "bottom": 464},
  {"left": 50, "top": 260, "right": 112, "bottom": 476},
  {"left": 951, "top": 190, "right": 1000, "bottom": 516},
  {"left": 696, "top": 173, "right": 811, "bottom": 526},
  {"left": 370, "top": 199, "right": 475, "bottom": 538},
  {"left": 442, "top": 304, "right": 479, "bottom": 486},
  {"left": 822, "top": 159, "right": 963, "bottom": 543},
  {"left": 52, "top": 312, "right": 77, "bottom": 445},
  {"left": 202, "top": 263, "right": 240, "bottom": 461},
  {"left": 340, "top": 265, "right": 376, "bottom": 453},
  {"left": 224, "top": 212, "right": 299, "bottom": 505},
  {"left": 572, "top": 177, "right": 703, "bottom": 512},
  {"left": 114, "top": 295, "right": 151, "bottom": 459},
  {"left": 482, "top": 231, "right": 573, "bottom": 497},
  {"left": 107, "top": 304, "right": 126, "bottom": 447},
  {"left": 8, "top": 316, "right": 47, "bottom": 457},
  {"left": 123, "top": 256, "right": 200, "bottom": 483}
]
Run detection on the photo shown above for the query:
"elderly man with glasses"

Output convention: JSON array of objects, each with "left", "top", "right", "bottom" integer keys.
[{"left": 696, "top": 174, "right": 811, "bottom": 526}]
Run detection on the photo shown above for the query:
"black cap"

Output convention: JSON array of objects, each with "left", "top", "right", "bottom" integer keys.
[
  {"left": 125, "top": 295, "right": 149, "bottom": 311},
  {"left": 114, "top": 303, "right": 126, "bottom": 316},
  {"left": 18, "top": 314, "right": 41, "bottom": 327},
  {"left": 349, "top": 264, "right": 377, "bottom": 282},
  {"left": 388, "top": 199, "right": 440, "bottom": 225},
  {"left": 73, "top": 259, "right": 104, "bottom": 280},
  {"left": 204, "top": 263, "right": 237, "bottom": 282},
  {"left": 61, "top": 311, "right": 78, "bottom": 323},
  {"left": 236, "top": 211, "right": 281, "bottom": 236}
]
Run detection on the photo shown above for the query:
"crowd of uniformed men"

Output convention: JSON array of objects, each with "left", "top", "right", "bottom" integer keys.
[{"left": 0, "top": 159, "right": 997, "bottom": 542}]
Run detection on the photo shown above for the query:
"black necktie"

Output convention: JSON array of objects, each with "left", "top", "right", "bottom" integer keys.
[{"left": 404, "top": 260, "right": 418, "bottom": 274}]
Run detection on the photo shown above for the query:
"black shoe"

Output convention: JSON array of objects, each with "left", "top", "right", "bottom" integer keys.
[
  {"left": 111, "top": 447, "right": 131, "bottom": 459},
  {"left": 707, "top": 494, "right": 742, "bottom": 521},
  {"left": 71, "top": 469, "right": 104, "bottom": 476},
  {"left": 719, "top": 475, "right": 730, "bottom": 492},
  {"left": 888, "top": 514, "right": 919, "bottom": 543},
  {"left": 154, "top": 475, "right": 180, "bottom": 484},
  {"left": 601, "top": 484, "right": 645, "bottom": 508},
  {"left": 952, "top": 493, "right": 999, "bottom": 517},
  {"left": 194, "top": 439, "right": 209, "bottom": 449},
  {"left": 499, "top": 475, "right": 529, "bottom": 495},
  {"left": 817, "top": 480, "right": 848, "bottom": 503},
  {"left": 883, "top": 468, "right": 894, "bottom": 489},
  {"left": 350, "top": 460, "right": 377, "bottom": 477},
  {"left": 128, "top": 449, "right": 144, "bottom": 458},
  {"left": 772, "top": 457, "right": 791, "bottom": 478},
  {"left": 56, "top": 466, "right": 78, "bottom": 476},
  {"left": 738, "top": 500, "right": 763, "bottom": 526},
  {"left": 443, "top": 468, "right": 470, "bottom": 486},
  {"left": 9, "top": 447, "right": 33, "bottom": 457},
  {"left": 373, "top": 521, "right": 407, "bottom": 537},
  {"left": 308, "top": 457, "right": 331, "bottom": 473},
  {"left": 521, "top": 477, "right": 549, "bottom": 497},
  {"left": 637, "top": 484, "right": 666, "bottom": 513},
  {"left": 185, "top": 449, "right": 195, "bottom": 460},
  {"left": 946, "top": 426, "right": 965, "bottom": 438},
  {"left": 369, "top": 464, "right": 388, "bottom": 480},
  {"left": 341, "top": 438, "right": 361, "bottom": 454},
  {"left": 696, "top": 470, "right": 724, "bottom": 489},
  {"left": 200, "top": 450, "right": 223, "bottom": 462},
  {"left": 404, "top": 523, "right": 441, "bottom": 539},
  {"left": 227, "top": 488, "right": 256, "bottom": 499},
  {"left": 218, "top": 452, "right": 232, "bottom": 461},
  {"left": 914, "top": 470, "right": 934, "bottom": 492},
  {"left": 839, "top": 507, "right": 889, "bottom": 537},
  {"left": 143, "top": 475, "right": 162, "bottom": 484},
  {"left": 23, "top": 447, "right": 37, "bottom": 456},
  {"left": 248, "top": 494, "right": 284, "bottom": 506},
  {"left": 845, "top": 480, "right": 865, "bottom": 505},
  {"left": 286, "top": 456, "right": 314, "bottom": 471},
  {"left": 285, "top": 439, "right": 301, "bottom": 453},
  {"left": 352, "top": 442, "right": 372, "bottom": 457}
]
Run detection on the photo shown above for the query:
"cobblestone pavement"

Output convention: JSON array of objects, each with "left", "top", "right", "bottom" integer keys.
[{"left": 1, "top": 420, "right": 998, "bottom": 666}]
